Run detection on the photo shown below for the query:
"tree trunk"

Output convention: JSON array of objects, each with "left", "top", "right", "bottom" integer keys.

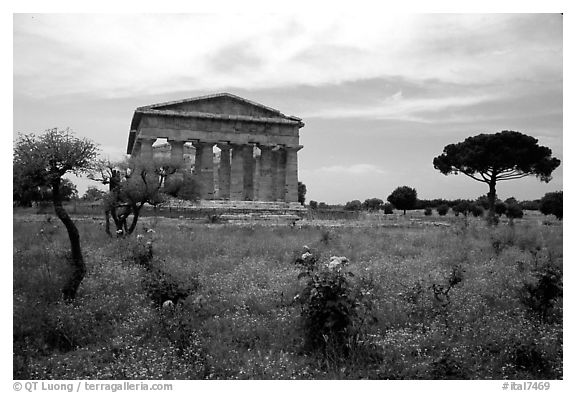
[
  {"left": 51, "top": 178, "right": 86, "bottom": 300},
  {"left": 487, "top": 175, "right": 498, "bottom": 226},
  {"left": 104, "top": 210, "right": 112, "bottom": 236},
  {"left": 127, "top": 203, "right": 142, "bottom": 234},
  {"left": 109, "top": 205, "right": 125, "bottom": 236}
]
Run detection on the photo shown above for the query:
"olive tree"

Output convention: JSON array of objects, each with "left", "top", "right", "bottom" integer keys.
[
  {"left": 13, "top": 128, "right": 99, "bottom": 300},
  {"left": 433, "top": 131, "right": 560, "bottom": 225},
  {"left": 91, "top": 157, "right": 195, "bottom": 236}
]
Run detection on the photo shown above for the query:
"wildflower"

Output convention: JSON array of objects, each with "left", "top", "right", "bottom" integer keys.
[
  {"left": 146, "top": 228, "right": 156, "bottom": 233},
  {"left": 327, "top": 256, "right": 349, "bottom": 271},
  {"left": 162, "top": 300, "right": 174, "bottom": 310},
  {"left": 301, "top": 251, "right": 313, "bottom": 260},
  {"left": 136, "top": 234, "right": 144, "bottom": 241},
  {"left": 116, "top": 229, "right": 123, "bottom": 235}
]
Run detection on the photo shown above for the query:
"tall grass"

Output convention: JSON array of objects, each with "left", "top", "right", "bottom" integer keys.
[{"left": 13, "top": 214, "right": 562, "bottom": 379}]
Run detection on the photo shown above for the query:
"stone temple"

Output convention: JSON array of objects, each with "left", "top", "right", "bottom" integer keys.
[{"left": 127, "top": 93, "right": 304, "bottom": 209}]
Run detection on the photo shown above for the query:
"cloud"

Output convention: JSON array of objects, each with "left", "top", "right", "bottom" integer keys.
[
  {"left": 13, "top": 14, "right": 562, "bottom": 99},
  {"left": 304, "top": 91, "right": 498, "bottom": 122},
  {"left": 314, "top": 164, "right": 386, "bottom": 175}
]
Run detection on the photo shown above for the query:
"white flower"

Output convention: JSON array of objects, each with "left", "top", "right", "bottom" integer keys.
[
  {"left": 301, "top": 251, "right": 313, "bottom": 260},
  {"left": 146, "top": 229, "right": 156, "bottom": 233},
  {"left": 162, "top": 300, "right": 174, "bottom": 310},
  {"left": 116, "top": 229, "right": 123, "bottom": 234},
  {"left": 327, "top": 256, "right": 349, "bottom": 271},
  {"left": 328, "top": 261, "right": 341, "bottom": 270},
  {"left": 136, "top": 234, "right": 144, "bottom": 241}
]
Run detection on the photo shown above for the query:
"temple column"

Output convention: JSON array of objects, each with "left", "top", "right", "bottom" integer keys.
[
  {"left": 217, "top": 143, "right": 231, "bottom": 200},
  {"left": 243, "top": 144, "right": 255, "bottom": 200},
  {"left": 230, "top": 144, "right": 245, "bottom": 200},
  {"left": 254, "top": 152, "right": 261, "bottom": 200},
  {"left": 270, "top": 148, "right": 280, "bottom": 201},
  {"left": 168, "top": 140, "right": 185, "bottom": 184},
  {"left": 131, "top": 141, "right": 142, "bottom": 157},
  {"left": 275, "top": 148, "right": 287, "bottom": 201},
  {"left": 139, "top": 138, "right": 155, "bottom": 161},
  {"left": 258, "top": 145, "right": 274, "bottom": 201},
  {"left": 193, "top": 142, "right": 202, "bottom": 177},
  {"left": 193, "top": 141, "right": 215, "bottom": 200},
  {"left": 284, "top": 145, "right": 302, "bottom": 202},
  {"left": 169, "top": 140, "right": 185, "bottom": 163}
]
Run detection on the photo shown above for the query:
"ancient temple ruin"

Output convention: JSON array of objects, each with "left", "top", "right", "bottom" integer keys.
[{"left": 127, "top": 93, "right": 304, "bottom": 206}]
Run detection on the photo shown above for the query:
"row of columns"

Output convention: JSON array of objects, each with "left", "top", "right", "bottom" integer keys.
[{"left": 135, "top": 138, "right": 301, "bottom": 203}]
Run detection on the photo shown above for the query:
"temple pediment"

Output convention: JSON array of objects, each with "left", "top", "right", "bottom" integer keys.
[
  {"left": 137, "top": 92, "right": 301, "bottom": 122},
  {"left": 128, "top": 92, "right": 303, "bottom": 157}
]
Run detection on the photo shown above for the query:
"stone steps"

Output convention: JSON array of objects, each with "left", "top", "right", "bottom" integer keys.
[
  {"left": 150, "top": 198, "right": 306, "bottom": 222},
  {"left": 219, "top": 213, "right": 301, "bottom": 222},
  {"left": 197, "top": 200, "right": 306, "bottom": 211},
  {"left": 163, "top": 198, "right": 305, "bottom": 211}
]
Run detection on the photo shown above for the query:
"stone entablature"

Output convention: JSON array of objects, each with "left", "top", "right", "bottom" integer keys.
[{"left": 127, "top": 93, "right": 304, "bottom": 203}]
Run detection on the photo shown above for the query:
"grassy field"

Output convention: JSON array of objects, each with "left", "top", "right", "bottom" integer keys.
[{"left": 13, "top": 210, "right": 563, "bottom": 379}]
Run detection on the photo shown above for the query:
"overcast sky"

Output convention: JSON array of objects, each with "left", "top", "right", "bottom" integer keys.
[{"left": 13, "top": 13, "right": 563, "bottom": 204}]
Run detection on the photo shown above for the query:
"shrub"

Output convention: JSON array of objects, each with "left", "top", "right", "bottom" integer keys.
[
  {"left": 128, "top": 238, "right": 154, "bottom": 268},
  {"left": 362, "top": 198, "right": 384, "bottom": 211},
  {"left": 519, "top": 200, "right": 540, "bottom": 211},
  {"left": 383, "top": 203, "right": 394, "bottom": 214},
  {"left": 470, "top": 204, "right": 484, "bottom": 217},
  {"left": 123, "top": 235, "right": 200, "bottom": 307},
  {"left": 519, "top": 262, "right": 562, "bottom": 323},
  {"left": 142, "top": 265, "right": 200, "bottom": 307},
  {"left": 344, "top": 200, "right": 362, "bottom": 211},
  {"left": 539, "top": 191, "right": 562, "bottom": 220},
  {"left": 294, "top": 248, "right": 375, "bottom": 356},
  {"left": 424, "top": 207, "right": 432, "bottom": 216},
  {"left": 494, "top": 201, "right": 507, "bottom": 216},
  {"left": 452, "top": 201, "right": 472, "bottom": 216},
  {"left": 436, "top": 204, "right": 449, "bottom": 216},
  {"left": 505, "top": 203, "right": 524, "bottom": 221},
  {"left": 164, "top": 173, "right": 200, "bottom": 201}
]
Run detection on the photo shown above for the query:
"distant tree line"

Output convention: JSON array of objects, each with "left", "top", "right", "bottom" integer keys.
[{"left": 308, "top": 191, "right": 562, "bottom": 220}]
